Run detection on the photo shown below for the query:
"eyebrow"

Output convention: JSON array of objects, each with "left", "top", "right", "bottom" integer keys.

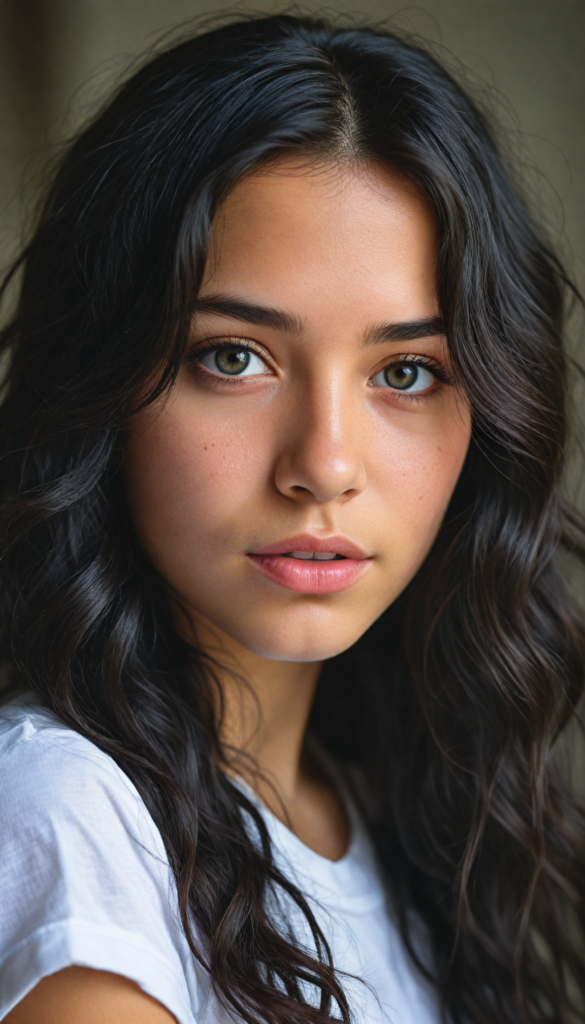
[
  {"left": 193, "top": 294, "right": 445, "bottom": 344},
  {"left": 363, "top": 316, "right": 445, "bottom": 344},
  {"left": 193, "top": 295, "right": 304, "bottom": 336}
]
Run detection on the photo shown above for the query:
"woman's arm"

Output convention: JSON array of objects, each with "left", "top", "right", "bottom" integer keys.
[{"left": 4, "top": 967, "right": 179, "bottom": 1024}]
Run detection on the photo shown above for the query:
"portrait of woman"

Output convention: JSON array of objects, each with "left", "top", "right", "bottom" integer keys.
[{"left": 0, "top": 14, "right": 584, "bottom": 1024}]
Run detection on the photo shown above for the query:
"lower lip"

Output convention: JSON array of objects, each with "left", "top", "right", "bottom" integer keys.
[{"left": 248, "top": 554, "right": 370, "bottom": 594}]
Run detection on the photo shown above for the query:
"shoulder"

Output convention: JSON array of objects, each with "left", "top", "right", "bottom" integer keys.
[
  {"left": 0, "top": 696, "right": 171, "bottom": 913},
  {"left": 0, "top": 697, "right": 152, "bottom": 843},
  {"left": 0, "top": 698, "right": 199, "bottom": 1024},
  {"left": 1, "top": 696, "right": 136, "bottom": 795}
]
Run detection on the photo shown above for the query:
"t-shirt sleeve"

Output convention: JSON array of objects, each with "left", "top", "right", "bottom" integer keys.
[{"left": 0, "top": 719, "right": 199, "bottom": 1023}]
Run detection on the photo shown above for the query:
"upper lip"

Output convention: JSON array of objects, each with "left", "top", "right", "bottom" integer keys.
[{"left": 250, "top": 534, "right": 369, "bottom": 559}]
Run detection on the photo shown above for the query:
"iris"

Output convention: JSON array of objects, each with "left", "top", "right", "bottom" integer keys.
[
  {"left": 385, "top": 363, "right": 419, "bottom": 389},
  {"left": 215, "top": 348, "right": 250, "bottom": 374}
]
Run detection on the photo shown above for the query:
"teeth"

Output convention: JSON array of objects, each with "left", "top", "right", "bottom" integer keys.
[{"left": 289, "top": 551, "right": 337, "bottom": 561}]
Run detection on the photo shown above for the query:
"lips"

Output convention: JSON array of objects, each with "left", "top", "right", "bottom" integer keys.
[{"left": 248, "top": 534, "right": 371, "bottom": 594}]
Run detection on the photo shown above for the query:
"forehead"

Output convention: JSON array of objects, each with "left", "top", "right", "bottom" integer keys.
[{"left": 203, "top": 159, "right": 439, "bottom": 325}]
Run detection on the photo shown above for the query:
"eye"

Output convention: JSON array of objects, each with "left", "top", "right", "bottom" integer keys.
[
  {"left": 198, "top": 345, "right": 270, "bottom": 377},
  {"left": 371, "top": 361, "right": 436, "bottom": 392}
]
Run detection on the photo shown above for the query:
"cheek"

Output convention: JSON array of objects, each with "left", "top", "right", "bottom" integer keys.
[
  {"left": 371, "top": 400, "right": 470, "bottom": 570},
  {"left": 125, "top": 399, "right": 270, "bottom": 567}
]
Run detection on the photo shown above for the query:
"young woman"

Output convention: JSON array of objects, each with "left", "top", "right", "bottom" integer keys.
[{"left": 0, "top": 14, "right": 583, "bottom": 1024}]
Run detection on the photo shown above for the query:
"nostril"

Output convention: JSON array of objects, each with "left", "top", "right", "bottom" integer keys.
[{"left": 274, "top": 448, "right": 367, "bottom": 504}]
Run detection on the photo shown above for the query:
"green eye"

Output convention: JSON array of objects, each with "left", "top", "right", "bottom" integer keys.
[
  {"left": 214, "top": 347, "right": 250, "bottom": 375},
  {"left": 384, "top": 363, "right": 418, "bottom": 390},
  {"left": 197, "top": 346, "right": 269, "bottom": 378},
  {"left": 371, "top": 362, "right": 435, "bottom": 392}
]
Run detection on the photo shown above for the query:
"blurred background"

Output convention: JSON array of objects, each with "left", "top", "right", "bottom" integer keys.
[{"left": 0, "top": 0, "right": 584, "bottom": 778}]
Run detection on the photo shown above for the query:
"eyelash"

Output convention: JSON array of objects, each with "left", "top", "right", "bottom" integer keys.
[{"left": 187, "top": 340, "right": 453, "bottom": 399}]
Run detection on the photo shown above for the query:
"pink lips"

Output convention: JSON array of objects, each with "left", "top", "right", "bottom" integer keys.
[{"left": 248, "top": 534, "right": 371, "bottom": 595}]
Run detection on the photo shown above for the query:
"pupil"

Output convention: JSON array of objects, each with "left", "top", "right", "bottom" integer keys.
[
  {"left": 215, "top": 348, "right": 250, "bottom": 375},
  {"left": 385, "top": 363, "right": 418, "bottom": 390}
]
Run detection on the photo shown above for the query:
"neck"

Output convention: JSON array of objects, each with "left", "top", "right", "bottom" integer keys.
[{"left": 192, "top": 614, "right": 321, "bottom": 802}]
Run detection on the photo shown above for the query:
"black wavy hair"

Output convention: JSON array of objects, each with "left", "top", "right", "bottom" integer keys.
[{"left": 1, "top": 14, "right": 584, "bottom": 1024}]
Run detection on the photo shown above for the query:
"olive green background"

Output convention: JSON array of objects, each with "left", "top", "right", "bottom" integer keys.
[{"left": 0, "top": 0, "right": 584, "bottom": 781}]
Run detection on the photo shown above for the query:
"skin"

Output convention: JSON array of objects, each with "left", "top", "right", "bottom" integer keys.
[
  {"left": 8, "top": 158, "right": 471, "bottom": 1023},
  {"left": 6, "top": 968, "right": 178, "bottom": 1024}
]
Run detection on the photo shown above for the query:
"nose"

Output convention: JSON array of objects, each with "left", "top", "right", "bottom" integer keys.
[{"left": 273, "top": 378, "right": 367, "bottom": 504}]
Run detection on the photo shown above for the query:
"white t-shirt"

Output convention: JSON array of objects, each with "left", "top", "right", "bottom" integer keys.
[{"left": 0, "top": 697, "right": 438, "bottom": 1023}]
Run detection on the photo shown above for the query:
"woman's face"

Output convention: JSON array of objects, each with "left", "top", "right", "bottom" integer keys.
[{"left": 126, "top": 160, "right": 471, "bottom": 661}]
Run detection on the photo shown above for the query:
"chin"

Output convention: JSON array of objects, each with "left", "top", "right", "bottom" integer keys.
[{"left": 226, "top": 608, "right": 372, "bottom": 662}]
